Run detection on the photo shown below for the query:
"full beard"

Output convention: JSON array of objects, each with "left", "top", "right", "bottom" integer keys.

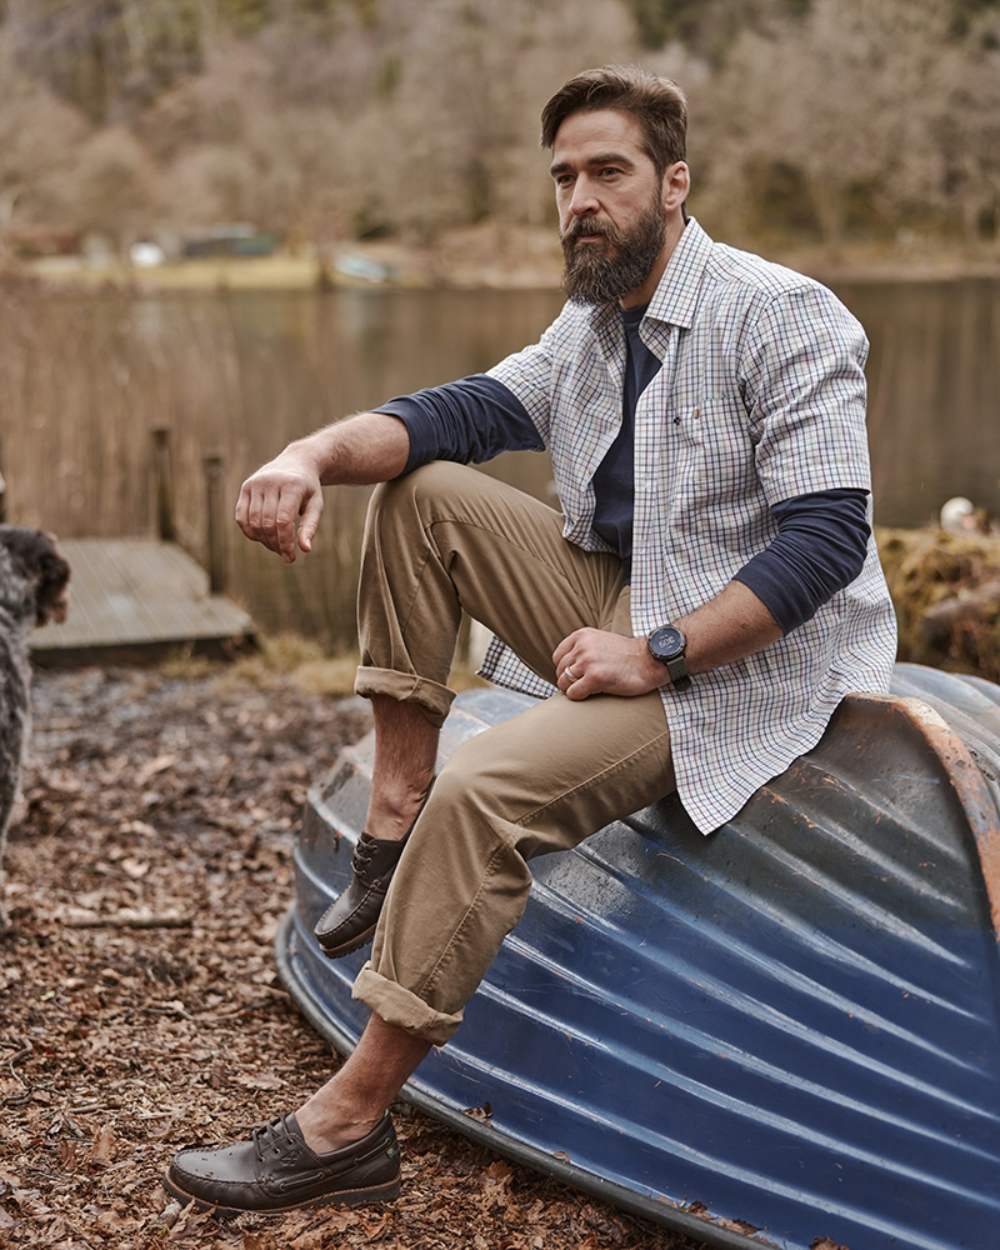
[{"left": 561, "top": 199, "right": 666, "bottom": 306}]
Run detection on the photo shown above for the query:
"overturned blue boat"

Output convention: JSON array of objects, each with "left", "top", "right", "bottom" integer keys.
[{"left": 275, "top": 662, "right": 1000, "bottom": 1250}]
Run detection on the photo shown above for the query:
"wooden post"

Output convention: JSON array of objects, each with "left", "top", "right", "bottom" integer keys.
[
  {"left": 151, "top": 427, "right": 175, "bottom": 542},
  {"left": 203, "top": 454, "right": 225, "bottom": 595}
]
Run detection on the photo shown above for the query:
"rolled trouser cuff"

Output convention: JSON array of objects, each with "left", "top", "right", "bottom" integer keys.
[
  {"left": 353, "top": 665, "right": 455, "bottom": 729},
  {"left": 352, "top": 962, "right": 463, "bottom": 1046}
]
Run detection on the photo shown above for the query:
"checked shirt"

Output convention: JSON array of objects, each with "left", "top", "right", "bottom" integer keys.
[{"left": 480, "top": 217, "right": 898, "bottom": 835}]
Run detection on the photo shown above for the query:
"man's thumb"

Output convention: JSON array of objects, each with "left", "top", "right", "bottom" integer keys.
[{"left": 297, "top": 490, "right": 323, "bottom": 552}]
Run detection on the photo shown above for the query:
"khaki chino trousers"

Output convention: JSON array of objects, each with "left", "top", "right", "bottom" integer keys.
[{"left": 351, "top": 462, "right": 675, "bottom": 1044}]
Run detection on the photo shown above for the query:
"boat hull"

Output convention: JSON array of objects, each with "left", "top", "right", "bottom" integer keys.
[{"left": 276, "top": 664, "right": 1000, "bottom": 1250}]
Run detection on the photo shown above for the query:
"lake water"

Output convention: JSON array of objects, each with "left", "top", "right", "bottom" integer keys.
[{"left": 3, "top": 277, "right": 998, "bottom": 650}]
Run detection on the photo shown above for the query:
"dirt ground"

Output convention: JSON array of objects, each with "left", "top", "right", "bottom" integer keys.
[{"left": 0, "top": 665, "right": 709, "bottom": 1250}]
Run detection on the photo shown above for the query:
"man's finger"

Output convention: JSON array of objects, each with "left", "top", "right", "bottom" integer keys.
[
  {"left": 552, "top": 630, "right": 581, "bottom": 669},
  {"left": 234, "top": 483, "right": 250, "bottom": 534},
  {"left": 247, "top": 488, "right": 281, "bottom": 555},
  {"left": 248, "top": 486, "right": 266, "bottom": 539},
  {"left": 565, "top": 670, "right": 593, "bottom": 700},
  {"left": 557, "top": 655, "right": 581, "bottom": 692},
  {"left": 275, "top": 489, "right": 299, "bottom": 563},
  {"left": 297, "top": 489, "right": 324, "bottom": 553},
  {"left": 259, "top": 488, "right": 280, "bottom": 551}
]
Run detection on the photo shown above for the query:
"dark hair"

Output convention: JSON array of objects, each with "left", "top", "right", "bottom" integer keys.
[
  {"left": 0, "top": 526, "right": 70, "bottom": 626},
  {"left": 540, "top": 64, "right": 687, "bottom": 179}
]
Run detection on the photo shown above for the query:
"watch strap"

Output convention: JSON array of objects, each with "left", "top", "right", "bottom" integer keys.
[{"left": 664, "top": 654, "right": 691, "bottom": 691}]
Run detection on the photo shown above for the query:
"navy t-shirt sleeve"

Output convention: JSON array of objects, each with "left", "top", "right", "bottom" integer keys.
[
  {"left": 734, "top": 488, "right": 871, "bottom": 634},
  {"left": 375, "top": 375, "right": 543, "bottom": 474}
]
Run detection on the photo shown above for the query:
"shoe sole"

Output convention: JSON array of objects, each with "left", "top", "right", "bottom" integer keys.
[
  {"left": 161, "top": 1171, "right": 400, "bottom": 1217},
  {"left": 316, "top": 921, "right": 377, "bottom": 960}
]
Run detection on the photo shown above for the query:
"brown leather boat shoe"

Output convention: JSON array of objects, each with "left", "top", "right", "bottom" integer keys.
[
  {"left": 162, "top": 1111, "right": 400, "bottom": 1215},
  {"left": 314, "top": 787, "right": 433, "bottom": 959}
]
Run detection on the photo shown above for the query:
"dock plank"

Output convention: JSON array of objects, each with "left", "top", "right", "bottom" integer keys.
[{"left": 31, "top": 539, "right": 255, "bottom": 662}]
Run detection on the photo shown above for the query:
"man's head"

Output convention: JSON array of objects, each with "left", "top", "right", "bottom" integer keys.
[{"left": 541, "top": 66, "right": 690, "bottom": 305}]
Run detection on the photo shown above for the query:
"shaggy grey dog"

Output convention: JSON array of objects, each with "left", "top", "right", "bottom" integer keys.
[{"left": 0, "top": 527, "right": 70, "bottom": 930}]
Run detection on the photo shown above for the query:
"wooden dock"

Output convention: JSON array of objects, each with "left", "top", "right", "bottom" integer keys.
[{"left": 31, "top": 539, "right": 256, "bottom": 666}]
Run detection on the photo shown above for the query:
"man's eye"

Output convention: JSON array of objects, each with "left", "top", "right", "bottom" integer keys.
[
  {"left": 600, "top": 168, "right": 621, "bottom": 179},
  {"left": 555, "top": 174, "right": 574, "bottom": 188}
]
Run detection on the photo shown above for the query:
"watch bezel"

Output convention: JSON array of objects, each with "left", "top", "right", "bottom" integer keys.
[{"left": 648, "top": 626, "right": 686, "bottom": 662}]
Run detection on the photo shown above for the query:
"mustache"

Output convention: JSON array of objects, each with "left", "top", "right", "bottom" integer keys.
[{"left": 562, "top": 218, "right": 619, "bottom": 246}]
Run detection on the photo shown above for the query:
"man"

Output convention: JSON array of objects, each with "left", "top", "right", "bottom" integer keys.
[{"left": 163, "top": 65, "right": 896, "bottom": 1214}]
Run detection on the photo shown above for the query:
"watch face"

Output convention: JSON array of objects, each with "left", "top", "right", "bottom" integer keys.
[{"left": 650, "top": 626, "right": 685, "bottom": 659}]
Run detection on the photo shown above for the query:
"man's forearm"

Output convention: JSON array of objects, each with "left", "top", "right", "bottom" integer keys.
[
  {"left": 292, "top": 412, "right": 411, "bottom": 486},
  {"left": 674, "top": 580, "right": 783, "bottom": 676},
  {"left": 235, "top": 412, "right": 412, "bottom": 562}
]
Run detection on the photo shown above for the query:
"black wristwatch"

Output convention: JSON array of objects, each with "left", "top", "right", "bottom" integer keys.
[{"left": 647, "top": 625, "right": 691, "bottom": 691}]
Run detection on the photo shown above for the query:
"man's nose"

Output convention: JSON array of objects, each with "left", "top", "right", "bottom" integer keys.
[{"left": 568, "top": 177, "right": 599, "bottom": 217}]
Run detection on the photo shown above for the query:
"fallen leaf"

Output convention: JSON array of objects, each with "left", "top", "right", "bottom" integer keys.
[
  {"left": 234, "top": 1072, "right": 285, "bottom": 1091},
  {"left": 85, "top": 1123, "right": 117, "bottom": 1166},
  {"left": 463, "top": 1102, "right": 493, "bottom": 1123},
  {"left": 136, "top": 754, "right": 178, "bottom": 786},
  {"left": 120, "top": 819, "right": 157, "bottom": 837}
]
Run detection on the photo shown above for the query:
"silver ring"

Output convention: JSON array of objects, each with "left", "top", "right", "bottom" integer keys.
[{"left": 566, "top": 664, "right": 577, "bottom": 681}]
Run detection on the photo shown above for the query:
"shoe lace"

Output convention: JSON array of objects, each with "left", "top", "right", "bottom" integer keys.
[
  {"left": 251, "top": 1116, "right": 294, "bottom": 1164},
  {"left": 353, "top": 836, "right": 377, "bottom": 875}
]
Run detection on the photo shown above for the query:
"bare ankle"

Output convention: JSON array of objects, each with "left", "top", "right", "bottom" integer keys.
[
  {"left": 366, "top": 782, "right": 433, "bottom": 841},
  {"left": 296, "top": 1091, "right": 383, "bottom": 1153}
]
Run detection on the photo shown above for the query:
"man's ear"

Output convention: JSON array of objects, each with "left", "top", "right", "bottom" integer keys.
[{"left": 662, "top": 161, "right": 690, "bottom": 214}]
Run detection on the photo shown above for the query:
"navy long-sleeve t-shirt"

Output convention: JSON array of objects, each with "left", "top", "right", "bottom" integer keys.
[{"left": 375, "top": 307, "right": 870, "bottom": 635}]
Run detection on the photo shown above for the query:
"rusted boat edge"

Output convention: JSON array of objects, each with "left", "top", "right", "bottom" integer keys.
[{"left": 853, "top": 693, "right": 1000, "bottom": 941}]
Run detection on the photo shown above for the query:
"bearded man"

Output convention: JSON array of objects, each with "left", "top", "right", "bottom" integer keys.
[{"left": 164, "top": 65, "right": 897, "bottom": 1214}]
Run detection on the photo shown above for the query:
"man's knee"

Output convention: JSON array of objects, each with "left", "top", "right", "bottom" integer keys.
[
  {"left": 427, "top": 738, "right": 494, "bottom": 817},
  {"left": 428, "top": 723, "right": 532, "bottom": 832},
  {"left": 369, "top": 461, "right": 473, "bottom": 521}
]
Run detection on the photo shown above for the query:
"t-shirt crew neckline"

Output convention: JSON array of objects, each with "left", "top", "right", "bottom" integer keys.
[{"left": 620, "top": 302, "right": 648, "bottom": 327}]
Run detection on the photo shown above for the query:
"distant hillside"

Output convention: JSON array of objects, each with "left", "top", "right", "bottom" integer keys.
[{"left": 0, "top": 0, "right": 997, "bottom": 254}]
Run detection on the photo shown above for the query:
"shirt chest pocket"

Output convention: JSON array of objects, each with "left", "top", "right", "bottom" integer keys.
[{"left": 667, "top": 393, "right": 759, "bottom": 510}]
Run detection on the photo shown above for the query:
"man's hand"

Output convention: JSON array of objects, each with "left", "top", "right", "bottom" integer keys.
[
  {"left": 552, "top": 628, "right": 666, "bottom": 699},
  {"left": 235, "top": 446, "right": 324, "bottom": 563}
]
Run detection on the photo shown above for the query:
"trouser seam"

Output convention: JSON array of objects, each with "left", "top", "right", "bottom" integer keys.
[
  {"left": 513, "top": 728, "right": 671, "bottom": 828},
  {"left": 396, "top": 545, "right": 434, "bottom": 642},
  {"left": 416, "top": 839, "right": 506, "bottom": 998}
]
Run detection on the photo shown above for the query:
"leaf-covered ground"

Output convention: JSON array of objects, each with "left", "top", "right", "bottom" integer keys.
[{"left": 0, "top": 666, "right": 710, "bottom": 1250}]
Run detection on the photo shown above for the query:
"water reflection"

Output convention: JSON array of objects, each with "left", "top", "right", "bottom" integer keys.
[{"left": 5, "top": 279, "right": 998, "bottom": 649}]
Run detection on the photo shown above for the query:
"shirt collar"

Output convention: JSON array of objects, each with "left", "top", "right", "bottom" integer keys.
[
  {"left": 587, "top": 215, "right": 714, "bottom": 334},
  {"left": 644, "top": 216, "right": 714, "bottom": 329}
]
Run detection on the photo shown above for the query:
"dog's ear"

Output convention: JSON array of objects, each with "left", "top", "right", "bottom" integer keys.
[
  {"left": 0, "top": 527, "right": 71, "bottom": 626},
  {"left": 34, "top": 543, "right": 71, "bottom": 627}
]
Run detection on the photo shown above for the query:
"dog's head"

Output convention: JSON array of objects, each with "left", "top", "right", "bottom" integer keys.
[{"left": 0, "top": 526, "right": 71, "bottom": 627}]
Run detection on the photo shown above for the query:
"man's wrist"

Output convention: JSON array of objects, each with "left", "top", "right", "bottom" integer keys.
[
  {"left": 285, "top": 434, "right": 330, "bottom": 483},
  {"left": 640, "top": 644, "right": 673, "bottom": 689}
]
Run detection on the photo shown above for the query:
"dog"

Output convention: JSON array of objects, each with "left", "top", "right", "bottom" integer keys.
[{"left": 0, "top": 527, "right": 70, "bottom": 931}]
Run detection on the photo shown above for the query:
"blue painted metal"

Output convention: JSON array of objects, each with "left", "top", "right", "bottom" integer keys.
[{"left": 275, "top": 663, "right": 1000, "bottom": 1250}]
